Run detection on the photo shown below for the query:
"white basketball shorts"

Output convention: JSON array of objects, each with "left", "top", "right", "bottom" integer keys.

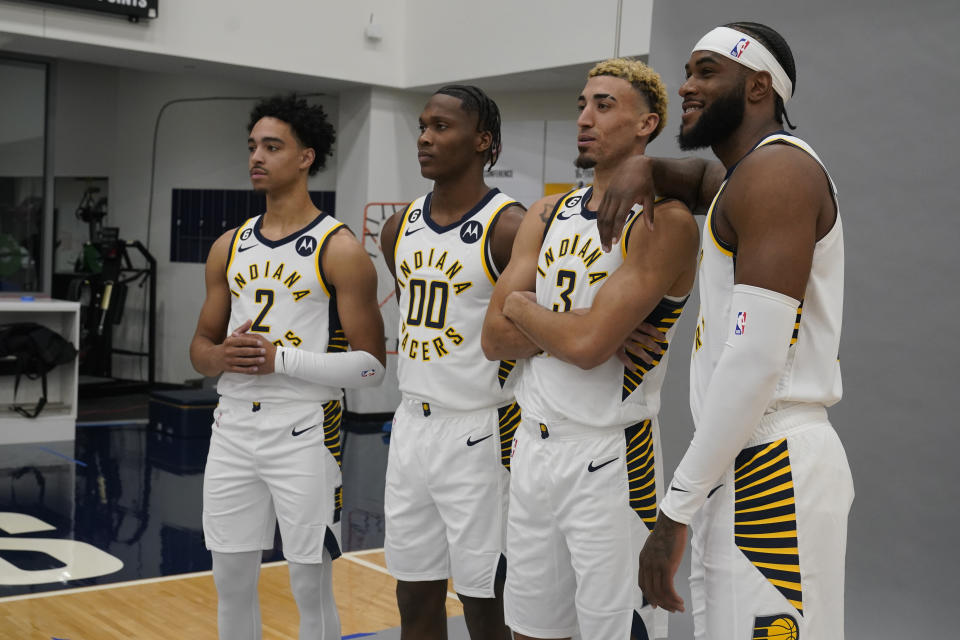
[
  {"left": 202, "top": 396, "right": 344, "bottom": 564},
  {"left": 384, "top": 397, "right": 519, "bottom": 598},
  {"left": 504, "top": 416, "right": 666, "bottom": 640},
  {"left": 689, "top": 404, "right": 854, "bottom": 640}
]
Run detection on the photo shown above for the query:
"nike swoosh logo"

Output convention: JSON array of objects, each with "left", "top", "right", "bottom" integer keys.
[
  {"left": 556, "top": 210, "right": 577, "bottom": 221},
  {"left": 466, "top": 433, "right": 494, "bottom": 446},
  {"left": 291, "top": 424, "right": 320, "bottom": 437},
  {"left": 587, "top": 456, "right": 618, "bottom": 472},
  {"left": 238, "top": 244, "right": 258, "bottom": 252},
  {"left": 707, "top": 484, "right": 724, "bottom": 498},
  {"left": 404, "top": 226, "right": 423, "bottom": 236},
  {"left": 670, "top": 484, "right": 689, "bottom": 492}
]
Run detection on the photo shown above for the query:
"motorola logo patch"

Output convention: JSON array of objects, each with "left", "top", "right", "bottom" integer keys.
[
  {"left": 460, "top": 220, "right": 483, "bottom": 244},
  {"left": 296, "top": 236, "right": 317, "bottom": 256}
]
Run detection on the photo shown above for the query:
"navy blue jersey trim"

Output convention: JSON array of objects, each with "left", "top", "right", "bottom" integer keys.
[
  {"left": 541, "top": 188, "right": 578, "bottom": 243},
  {"left": 316, "top": 223, "right": 346, "bottom": 297},
  {"left": 254, "top": 211, "right": 330, "bottom": 248},
  {"left": 224, "top": 225, "right": 244, "bottom": 274},
  {"left": 389, "top": 202, "right": 416, "bottom": 261},
  {"left": 723, "top": 129, "right": 791, "bottom": 181},
  {"left": 579, "top": 186, "right": 597, "bottom": 220},
  {"left": 709, "top": 183, "right": 737, "bottom": 256},
  {"left": 484, "top": 201, "right": 521, "bottom": 280},
  {"left": 423, "top": 188, "right": 501, "bottom": 234}
]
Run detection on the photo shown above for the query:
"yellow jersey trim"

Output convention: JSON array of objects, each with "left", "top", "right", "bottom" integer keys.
[
  {"left": 224, "top": 220, "right": 250, "bottom": 274},
  {"left": 315, "top": 222, "right": 345, "bottom": 298},
  {"left": 392, "top": 201, "right": 417, "bottom": 267},
  {"left": 480, "top": 199, "right": 520, "bottom": 286},
  {"left": 705, "top": 187, "right": 734, "bottom": 258}
]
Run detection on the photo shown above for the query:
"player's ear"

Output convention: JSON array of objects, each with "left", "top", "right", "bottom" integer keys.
[
  {"left": 747, "top": 70, "right": 774, "bottom": 104},
  {"left": 637, "top": 112, "right": 660, "bottom": 139},
  {"left": 300, "top": 147, "right": 315, "bottom": 172},
  {"left": 476, "top": 130, "right": 493, "bottom": 155}
]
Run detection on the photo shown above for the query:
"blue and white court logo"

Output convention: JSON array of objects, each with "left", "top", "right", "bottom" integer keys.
[
  {"left": 408, "top": 208, "right": 422, "bottom": 224},
  {"left": 240, "top": 228, "right": 253, "bottom": 241},
  {"left": 296, "top": 235, "right": 318, "bottom": 256},
  {"left": 460, "top": 220, "right": 483, "bottom": 244}
]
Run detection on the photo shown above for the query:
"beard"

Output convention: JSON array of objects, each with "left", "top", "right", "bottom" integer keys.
[
  {"left": 574, "top": 153, "right": 596, "bottom": 170},
  {"left": 678, "top": 83, "right": 746, "bottom": 150}
]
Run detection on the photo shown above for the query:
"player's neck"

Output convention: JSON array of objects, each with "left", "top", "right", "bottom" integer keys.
[
  {"left": 588, "top": 160, "right": 631, "bottom": 210},
  {"left": 713, "top": 119, "right": 782, "bottom": 168},
  {"left": 587, "top": 145, "right": 648, "bottom": 210},
  {"left": 262, "top": 186, "right": 320, "bottom": 236},
  {"left": 430, "top": 174, "right": 491, "bottom": 224}
]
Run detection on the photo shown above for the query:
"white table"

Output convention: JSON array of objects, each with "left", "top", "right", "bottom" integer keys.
[{"left": 0, "top": 298, "right": 80, "bottom": 444}]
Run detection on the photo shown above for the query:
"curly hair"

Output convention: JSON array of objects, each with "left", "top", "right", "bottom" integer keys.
[
  {"left": 588, "top": 58, "right": 668, "bottom": 142},
  {"left": 434, "top": 84, "right": 502, "bottom": 170},
  {"left": 248, "top": 94, "right": 335, "bottom": 175}
]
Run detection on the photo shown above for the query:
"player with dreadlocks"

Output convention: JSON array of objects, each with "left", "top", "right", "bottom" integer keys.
[{"left": 379, "top": 84, "right": 526, "bottom": 639}]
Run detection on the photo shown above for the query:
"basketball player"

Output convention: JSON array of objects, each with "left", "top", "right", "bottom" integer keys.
[
  {"left": 190, "top": 94, "right": 386, "bottom": 640},
  {"left": 482, "top": 59, "right": 699, "bottom": 640},
  {"left": 378, "top": 85, "right": 525, "bottom": 640},
  {"left": 598, "top": 23, "right": 854, "bottom": 640}
]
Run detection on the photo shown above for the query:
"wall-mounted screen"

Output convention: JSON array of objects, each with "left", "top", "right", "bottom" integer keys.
[{"left": 20, "top": 0, "right": 157, "bottom": 20}]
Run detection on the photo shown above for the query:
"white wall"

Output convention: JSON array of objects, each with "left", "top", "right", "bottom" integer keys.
[
  {"left": 403, "top": 0, "right": 653, "bottom": 86},
  {"left": 1, "top": 1, "right": 653, "bottom": 89},
  {"left": 0, "top": 0, "right": 405, "bottom": 87}
]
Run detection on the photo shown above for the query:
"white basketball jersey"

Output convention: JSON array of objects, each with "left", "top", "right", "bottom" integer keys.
[
  {"left": 217, "top": 213, "right": 347, "bottom": 404},
  {"left": 517, "top": 187, "right": 688, "bottom": 428},
  {"left": 690, "top": 132, "right": 844, "bottom": 427},
  {"left": 392, "top": 188, "right": 521, "bottom": 411}
]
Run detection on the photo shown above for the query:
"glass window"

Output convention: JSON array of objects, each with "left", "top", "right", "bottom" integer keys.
[{"left": 0, "top": 59, "right": 47, "bottom": 292}]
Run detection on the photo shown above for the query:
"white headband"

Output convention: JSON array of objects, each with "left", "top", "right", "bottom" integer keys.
[{"left": 692, "top": 26, "right": 793, "bottom": 105}]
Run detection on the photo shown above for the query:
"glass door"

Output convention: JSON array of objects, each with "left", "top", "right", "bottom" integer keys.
[{"left": 0, "top": 58, "right": 48, "bottom": 292}]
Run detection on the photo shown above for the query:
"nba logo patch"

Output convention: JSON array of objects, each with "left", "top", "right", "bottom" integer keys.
[
  {"left": 752, "top": 614, "right": 798, "bottom": 639},
  {"left": 735, "top": 311, "right": 747, "bottom": 335},
  {"left": 731, "top": 38, "right": 750, "bottom": 58}
]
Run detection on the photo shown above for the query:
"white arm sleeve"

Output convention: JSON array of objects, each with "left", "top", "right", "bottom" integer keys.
[
  {"left": 660, "top": 284, "right": 798, "bottom": 525},
  {"left": 274, "top": 346, "right": 385, "bottom": 389}
]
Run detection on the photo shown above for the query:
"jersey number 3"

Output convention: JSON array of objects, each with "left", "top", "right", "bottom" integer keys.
[{"left": 552, "top": 270, "right": 576, "bottom": 312}]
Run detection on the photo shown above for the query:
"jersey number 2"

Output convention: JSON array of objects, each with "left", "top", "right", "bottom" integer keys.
[{"left": 251, "top": 289, "right": 274, "bottom": 332}]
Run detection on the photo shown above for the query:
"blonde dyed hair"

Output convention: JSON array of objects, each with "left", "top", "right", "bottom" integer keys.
[{"left": 588, "top": 58, "right": 668, "bottom": 141}]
